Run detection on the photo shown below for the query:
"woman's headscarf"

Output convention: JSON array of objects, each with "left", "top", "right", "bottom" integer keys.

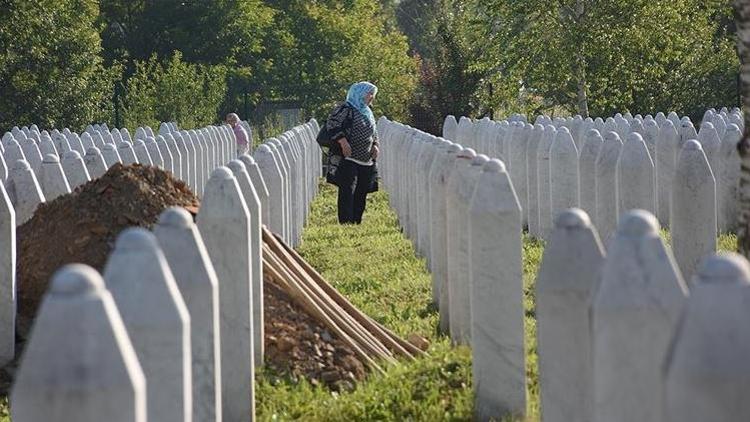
[{"left": 346, "top": 81, "right": 378, "bottom": 126}]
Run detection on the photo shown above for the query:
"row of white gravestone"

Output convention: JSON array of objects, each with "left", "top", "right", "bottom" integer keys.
[
  {"left": 443, "top": 108, "right": 741, "bottom": 234},
  {"left": 2, "top": 119, "right": 323, "bottom": 422},
  {"left": 379, "top": 117, "right": 750, "bottom": 421},
  {"left": 442, "top": 110, "right": 735, "bottom": 281},
  {"left": 378, "top": 117, "right": 525, "bottom": 420},
  {"left": 536, "top": 207, "right": 750, "bottom": 422},
  {"left": 0, "top": 121, "right": 240, "bottom": 226}
]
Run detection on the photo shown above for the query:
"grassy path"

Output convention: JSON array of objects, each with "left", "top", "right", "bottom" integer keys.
[{"left": 256, "top": 183, "right": 475, "bottom": 420}]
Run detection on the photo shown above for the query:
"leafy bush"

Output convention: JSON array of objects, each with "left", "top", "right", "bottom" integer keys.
[{"left": 120, "top": 52, "right": 227, "bottom": 130}]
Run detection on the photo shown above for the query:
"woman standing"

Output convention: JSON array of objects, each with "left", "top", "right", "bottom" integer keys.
[
  {"left": 226, "top": 113, "right": 250, "bottom": 156},
  {"left": 327, "top": 81, "right": 379, "bottom": 224}
]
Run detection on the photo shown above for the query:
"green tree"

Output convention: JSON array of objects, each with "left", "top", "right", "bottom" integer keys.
[
  {"left": 474, "top": 0, "right": 739, "bottom": 119},
  {"left": 0, "top": 0, "right": 119, "bottom": 131},
  {"left": 257, "top": 0, "right": 418, "bottom": 121}
]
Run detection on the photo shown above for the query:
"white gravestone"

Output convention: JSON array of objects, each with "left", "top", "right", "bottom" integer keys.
[
  {"left": 429, "top": 143, "right": 463, "bottom": 333},
  {"left": 550, "top": 128, "right": 579, "bottom": 220},
  {"left": 595, "top": 132, "right": 623, "bottom": 242},
  {"left": 591, "top": 210, "right": 687, "bottom": 422},
  {"left": 133, "top": 140, "right": 153, "bottom": 166},
  {"left": 117, "top": 142, "right": 138, "bottom": 166},
  {"left": 20, "top": 138, "right": 43, "bottom": 174},
  {"left": 197, "top": 168, "right": 255, "bottom": 422},
  {"left": 656, "top": 120, "right": 680, "bottom": 226},
  {"left": 156, "top": 135, "right": 175, "bottom": 174},
  {"left": 38, "top": 154, "right": 71, "bottom": 201},
  {"left": 671, "top": 140, "right": 716, "bottom": 281},
  {"left": 5, "top": 159, "right": 45, "bottom": 226},
  {"left": 525, "top": 124, "right": 545, "bottom": 236},
  {"left": 154, "top": 208, "right": 222, "bottom": 422},
  {"left": 0, "top": 182, "right": 14, "bottom": 365},
  {"left": 61, "top": 150, "right": 91, "bottom": 190},
  {"left": 718, "top": 124, "right": 741, "bottom": 232},
  {"left": 227, "top": 160, "right": 264, "bottom": 367},
  {"left": 536, "top": 125, "right": 557, "bottom": 239},
  {"left": 445, "top": 147, "right": 477, "bottom": 343},
  {"left": 664, "top": 253, "right": 750, "bottom": 422},
  {"left": 239, "top": 154, "right": 271, "bottom": 228},
  {"left": 578, "top": 129, "right": 603, "bottom": 226},
  {"left": 100, "top": 143, "right": 121, "bottom": 168},
  {"left": 617, "top": 133, "right": 655, "bottom": 216},
  {"left": 84, "top": 147, "right": 108, "bottom": 180},
  {"left": 104, "top": 229, "right": 192, "bottom": 422},
  {"left": 469, "top": 159, "right": 525, "bottom": 420},
  {"left": 254, "top": 145, "right": 285, "bottom": 238},
  {"left": 537, "top": 209, "right": 604, "bottom": 422},
  {"left": 11, "top": 264, "right": 146, "bottom": 422},
  {"left": 145, "top": 137, "right": 164, "bottom": 169}
]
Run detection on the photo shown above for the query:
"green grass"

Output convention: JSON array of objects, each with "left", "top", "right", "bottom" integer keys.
[{"left": 257, "top": 183, "right": 474, "bottom": 420}]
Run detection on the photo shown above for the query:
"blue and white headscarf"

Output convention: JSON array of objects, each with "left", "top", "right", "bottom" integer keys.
[{"left": 346, "top": 81, "right": 378, "bottom": 126}]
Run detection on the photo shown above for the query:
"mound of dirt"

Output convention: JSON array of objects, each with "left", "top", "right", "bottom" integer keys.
[
  {"left": 16, "top": 163, "right": 199, "bottom": 337},
  {"left": 264, "top": 278, "right": 367, "bottom": 391}
]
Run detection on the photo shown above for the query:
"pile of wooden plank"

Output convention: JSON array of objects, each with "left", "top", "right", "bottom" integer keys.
[{"left": 262, "top": 227, "right": 425, "bottom": 374}]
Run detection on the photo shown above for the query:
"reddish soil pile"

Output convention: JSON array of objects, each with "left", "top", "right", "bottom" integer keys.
[
  {"left": 16, "top": 163, "right": 199, "bottom": 337},
  {"left": 264, "top": 278, "right": 367, "bottom": 391}
]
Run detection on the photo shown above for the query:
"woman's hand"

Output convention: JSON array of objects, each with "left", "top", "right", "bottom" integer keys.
[
  {"left": 338, "top": 138, "right": 352, "bottom": 157},
  {"left": 371, "top": 144, "right": 379, "bottom": 160}
]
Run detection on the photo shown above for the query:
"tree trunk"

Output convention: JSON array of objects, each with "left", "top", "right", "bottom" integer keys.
[
  {"left": 574, "top": 0, "right": 589, "bottom": 118},
  {"left": 734, "top": 0, "right": 750, "bottom": 256},
  {"left": 575, "top": 54, "right": 589, "bottom": 118}
]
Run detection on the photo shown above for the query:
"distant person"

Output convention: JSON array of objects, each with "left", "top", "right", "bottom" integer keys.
[
  {"left": 226, "top": 113, "right": 249, "bottom": 155},
  {"left": 326, "top": 81, "right": 379, "bottom": 224}
]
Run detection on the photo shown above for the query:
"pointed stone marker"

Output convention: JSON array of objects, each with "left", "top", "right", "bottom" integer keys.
[
  {"left": 11, "top": 264, "right": 146, "bottom": 422},
  {"left": 537, "top": 209, "right": 604, "bottom": 422},
  {"left": 84, "top": 147, "right": 108, "bottom": 180},
  {"left": 579, "top": 129, "right": 603, "bottom": 226},
  {"left": 595, "top": 132, "right": 623, "bottom": 242},
  {"left": 239, "top": 154, "right": 271, "bottom": 228},
  {"left": 5, "top": 159, "right": 45, "bottom": 225},
  {"left": 526, "top": 124, "right": 544, "bottom": 236},
  {"left": 591, "top": 210, "right": 687, "bottom": 422},
  {"left": 104, "top": 228, "right": 192, "bottom": 422},
  {"left": 0, "top": 182, "right": 14, "bottom": 365},
  {"left": 550, "top": 128, "right": 579, "bottom": 220},
  {"left": 154, "top": 208, "right": 222, "bottom": 422},
  {"left": 671, "top": 140, "right": 716, "bottom": 281},
  {"left": 718, "top": 124, "right": 741, "bottom": 232},
  {"left": 227, "top": 159, "right": 264, "bottom": 367},
  {"left": 664, "top": 253, "right": 750, "bottom": 422},
  {"left": 133, "top": 140, "right": 153, "bottom": 166},
  {"left": 38, "top": 154, "right": 71, "bottom": 200},
  {"left": 469, "top": 159, "right": 525, "bottom": 420},
  {"left": 446, "top": 147, "right": 477, "bottom": 343},
  {"left": 61, "top": 150, "right": 91, "bottom": 190},
  {"left": 429, "top": 143, "right": 463, "bottom": 333},
  {"left": 197, "top": 168, "right": 254, "bottom": 422},
  {"left": 536, "top": 125, "right": 557, "bottom": 238},
  {"left": 617, "top": 133, "right": 655, "bottom": 216}
]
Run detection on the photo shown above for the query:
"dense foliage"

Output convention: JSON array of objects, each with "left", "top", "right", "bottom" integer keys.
[
  {"left": 391, "top": 0, "right": 739, "bottom": 133},
  {"left": 0, "top": 0, "right": 740, "bottom": 133},
  {"left": 0, "top": 0, "right": 119, "bottom": 132},
  {"left": 120, "top": 52, "right": 228, "bottom": 130}
]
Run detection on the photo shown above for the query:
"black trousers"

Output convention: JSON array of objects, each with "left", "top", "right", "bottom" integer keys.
[{"left": 337, "top": 159, "right": 375, "bottom": 224}]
